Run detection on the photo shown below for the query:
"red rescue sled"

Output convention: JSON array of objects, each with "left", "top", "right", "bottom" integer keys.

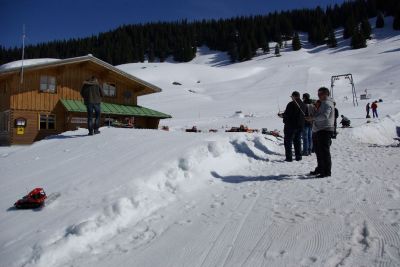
[{"left": 14, "top": 188, "right": 47, "bottom": 209}]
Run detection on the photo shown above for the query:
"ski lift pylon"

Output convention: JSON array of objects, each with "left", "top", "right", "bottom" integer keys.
[{"left": 330, "top": 74, "right": 358, "bottom": 107}]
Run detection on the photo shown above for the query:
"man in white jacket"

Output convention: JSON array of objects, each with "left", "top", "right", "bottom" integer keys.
[{"left": 308, "top": 87, "right": 335, "bottom": 178}]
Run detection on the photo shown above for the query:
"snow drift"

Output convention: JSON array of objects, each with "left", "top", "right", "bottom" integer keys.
[
  {"left": 351, "top": 113, "right": 400, "bottom": 145},
  {"left": 0, "top": 128, "right": 280, "bottom": 267}
]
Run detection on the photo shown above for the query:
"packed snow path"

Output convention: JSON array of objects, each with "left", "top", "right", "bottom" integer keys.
[{"left": 77, "top": 130, "right": 400, "bottom": 267}]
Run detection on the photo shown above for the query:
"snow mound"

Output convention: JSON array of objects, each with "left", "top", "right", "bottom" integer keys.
[
  {"left": 20, "top": 132, "right": 280, "bottom": 267},
  {"left": 351, "top": 113, "right": 400, "bottom": 146},
  {"left": 0, "top": 58, "right": 60, "bottom": 71}
]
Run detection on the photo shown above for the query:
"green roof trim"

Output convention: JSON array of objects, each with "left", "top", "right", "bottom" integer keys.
[{"left": 60, "top": 99, "right": 172, "bottom": 119}]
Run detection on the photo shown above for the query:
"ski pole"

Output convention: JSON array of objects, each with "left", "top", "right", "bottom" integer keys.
[{"left": 291, "top": 96, "right": 306, "bottom": 116}]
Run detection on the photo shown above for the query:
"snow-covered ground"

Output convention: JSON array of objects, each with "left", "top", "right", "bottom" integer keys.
[{"left": 1, "top": 18, "right": 400, "bottom": 267}]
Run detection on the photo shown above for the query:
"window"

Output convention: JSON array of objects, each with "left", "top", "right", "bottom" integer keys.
[
  {"left": 40, "top": 75, "right": 56, "bottom": 93},
  {"left": 0, "top": 111, "right": 10, "bottom": 133},
  {"left": 39, "top": 114, "right": 56, "bottom": 130},
  {"left": 103, "top": 83, "right": 116, "bottom": 97}
]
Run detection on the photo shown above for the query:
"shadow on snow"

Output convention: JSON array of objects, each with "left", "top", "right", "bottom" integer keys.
[{"left": 211, "top": 171, "right": 292, "bottom": 184}]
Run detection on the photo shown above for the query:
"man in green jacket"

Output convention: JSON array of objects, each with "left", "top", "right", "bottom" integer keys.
[{"left": 80, "top": 76, "right": 105, "bottom": 135}]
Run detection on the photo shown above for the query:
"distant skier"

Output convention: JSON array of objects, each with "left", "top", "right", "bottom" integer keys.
[
  {"left": 80, "top": 76, "right": 105, "bottom": 136},
  {"left": 366, "top": 103, "right": 371, "bottom": 118},
  {"left": 281, "top": 91, "right": 306, "bottom": 162},
  {"left": 302, "top": 93, "right": 313, "bottom": 156},
  {"left": 340, "top": 115, "right": 351, "bottom": 128},
  {"left": 306, "top": 87, "right": 335, "bottom": 178},
  {"left": 371, "top": 101, "right": 379, "bottom": 118}
]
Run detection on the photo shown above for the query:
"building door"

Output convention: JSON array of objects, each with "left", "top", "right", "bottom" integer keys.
[{"left": 0, "top": 110, "right": 10, "bottom": 133}]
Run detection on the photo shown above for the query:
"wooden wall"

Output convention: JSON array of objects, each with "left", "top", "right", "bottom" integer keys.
[
  {"left": 0, "top": 78, "right": 11, "bottom": 112},
  {"left": 7, "top": 61, "right": 144, "bottom": 112},
  {"left": 134, "top": 117, "right": 160, "bottom": 129},
  {"left": 10, "top": 106, "right": 66, "bottom": 145}
]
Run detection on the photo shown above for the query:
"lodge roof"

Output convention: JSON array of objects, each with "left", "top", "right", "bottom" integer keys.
[
  {"left": 0, "top": 55, "right": 162, "bottom": 94},
  {"left": 60, "top": 99, "right": 172, "bottom": 119}
]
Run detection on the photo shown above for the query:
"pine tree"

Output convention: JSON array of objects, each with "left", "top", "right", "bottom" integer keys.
[
  {"left": 376, "top": 12, "right": 385, "bottom": 28},
  {"left": 148, "top": 46, "right": 155, "bottom": 62},
  {"left": 394, "top": 7, "right": 400, "bottom": 30},
  {"left": 279, "top": 16, "right": 294, "bottom": 38},
  {"left": 259, "top": 32, "right": 269, "bottom": 54},
  {"left": 351, "top": 27, "right": 367, "bottom": 49},
  {"left": 327, "top": 29, "right": 337, "bottom": 48},
  {"left": 275, "top": 44, "right": 281, "bottom": 57},
  {"left": 292, "top": 32, "right": 301, "bottom": 51},
  {"left": 361, "top": 19, "right": 372, "bottom": 39},
  {"left": 239, "top": 41, "right": 253, "bottom": 61},
  {"left": 265, "top": 42, "right": 270, "bottom": 54},
  {"left": 275, "top": 33, "right": 283, "bottom": 48},
  {"left": 2, "top": 0, "right": 397, "bottom": 65},
  {"left": 310, "top": 18, "right": 328, "bottom": 45},
  {"left": 343, "top": 17, "right": 356, "bottom": 39},
  {"left": 228, "top": 42, "right": 239, "bottom": 62}
]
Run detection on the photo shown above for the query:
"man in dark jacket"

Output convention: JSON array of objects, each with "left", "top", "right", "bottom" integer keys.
[
  {"left": 80, "top": 76, "right": 105, "bottom": 135},
  {"left": 282, "top": 91, "right": 306, "bottom": 162}
]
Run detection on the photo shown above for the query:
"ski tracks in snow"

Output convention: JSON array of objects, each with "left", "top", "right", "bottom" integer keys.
[
  {"left": 117, "top": 130, "right": 400, "bottom": 267},
  {"left": 20, "top": 130, "right": 400, "bottom": 267}
]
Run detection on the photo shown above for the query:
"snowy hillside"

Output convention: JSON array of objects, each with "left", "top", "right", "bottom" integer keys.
[
  {"left": 118, "top": 19, "right": 400, "bottom": 133},
  {"left": 1, "top": 18, "right": 400, "bottom": 267}
]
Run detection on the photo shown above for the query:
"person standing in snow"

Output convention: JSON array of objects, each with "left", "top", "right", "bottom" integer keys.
[
  {"left": 302, "top": 93, "right": 313, "bottom": 156},
  {"left": 371, "top": 101, "right": 379, "bottom": 118},
  {"left": 307, "top": 87, "right": 335, "bottom": 178},
  {"left": 80, "top": 76, "right": 105, "bottom": 136},
  {"left": 366, "top": 103, "right": 371, "bottom": 118},
  {"left": 281, "top": 91, "right": 306, "bottom": 162}
]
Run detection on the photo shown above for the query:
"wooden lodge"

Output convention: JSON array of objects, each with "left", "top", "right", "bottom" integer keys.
[{"left": 0, "top": 55, "right": 171, "bottom": 145}]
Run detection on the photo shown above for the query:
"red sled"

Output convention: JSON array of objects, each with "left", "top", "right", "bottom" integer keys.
[{"left": 14, "top": 188, "right": 47, "bottom": 209}]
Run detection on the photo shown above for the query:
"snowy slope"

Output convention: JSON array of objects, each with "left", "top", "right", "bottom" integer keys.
[
  {"left": 1, "top": 18, "right": 400, "bottom": 267},
  {"left": 118, "top": 18, "right": 400, "bottom": 132}
]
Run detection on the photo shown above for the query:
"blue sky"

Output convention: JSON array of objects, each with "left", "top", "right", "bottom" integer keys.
[{"left": 0, "top": 0, "right": 345, "bottom": 48}]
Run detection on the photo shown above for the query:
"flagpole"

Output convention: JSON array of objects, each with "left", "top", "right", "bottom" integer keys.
[{"left": 20, "top": 24, "right": 26, "bottom": 85}]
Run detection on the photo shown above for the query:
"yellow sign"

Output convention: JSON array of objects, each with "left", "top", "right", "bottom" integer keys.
[{"left": 17, "top": 127, "right": 25, "bottom": 135}]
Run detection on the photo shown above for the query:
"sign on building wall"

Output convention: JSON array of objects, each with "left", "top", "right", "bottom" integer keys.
[
  {"left": 17, "top": 127, "right": 25, "bottom": 135},
  {"left": 15, "top": 118, "right": 27, "bottom": 135},
  {"left": 71, "top": 117, "right": 88, "bottom": 124}
]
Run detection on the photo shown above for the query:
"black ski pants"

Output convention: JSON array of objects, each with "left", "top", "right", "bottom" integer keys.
[
  {"left": 284, "top": 127, "right": 303, "bottom": 161},
  {"left": 314, "top": 130, "right": 333, "bottom": 176}
]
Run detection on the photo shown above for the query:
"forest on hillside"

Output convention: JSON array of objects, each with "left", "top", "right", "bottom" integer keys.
[{"left": 1, "top": 0, "right": 400, "bottom": 65}]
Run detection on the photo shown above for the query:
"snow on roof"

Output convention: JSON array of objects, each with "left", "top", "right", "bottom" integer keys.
[{"left": 0, "top": 58, "right": 60, "bottom": 71}]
